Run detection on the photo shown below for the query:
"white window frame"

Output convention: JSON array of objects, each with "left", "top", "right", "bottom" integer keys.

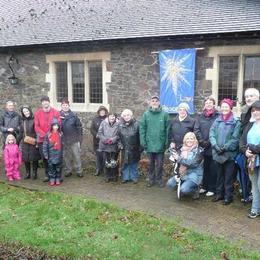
[
  {"left": 46, "top": 52, "right": 111, "bottom": 112},
  {"left": 206, "top": 45, "right": 260, "bottom": 115}
]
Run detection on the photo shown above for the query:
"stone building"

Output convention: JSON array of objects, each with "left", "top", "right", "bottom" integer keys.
[{"left": 0, "top": 0, "right": 260, "bottom": 157}]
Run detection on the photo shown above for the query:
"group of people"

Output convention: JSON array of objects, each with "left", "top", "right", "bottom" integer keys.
[
  {"left": 0, "top": 96, "right": 83, "bottom": 186},
  {"left": 1, "top": 87, "right": 260, "bottom": 219}
]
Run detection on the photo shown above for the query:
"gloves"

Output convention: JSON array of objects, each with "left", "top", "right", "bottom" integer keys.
[
  {"left": 118, "top": 144, "right": 123, "bottom": 150},
  {"left": 214, "top": 145, "right": 225, "bottom": 155},
  {"left": 201, "top": 141, "right": 210, "bottom": 149}
]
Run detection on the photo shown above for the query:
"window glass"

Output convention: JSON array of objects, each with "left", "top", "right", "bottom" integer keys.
[
  {"left": 218, "top": 56, "right": 239, "bottom": 103},
  {"left": 55, "top": 62, "right": 68, "bottom": 102},
  {"left": 72, "top": 61, "right": 85, "bottom": 103},
  {"left": 89, "top": 61, "right": 103, "bottom": 103},
  {"left": 244, "top": 56, "right": 260, "bottom": 92}
]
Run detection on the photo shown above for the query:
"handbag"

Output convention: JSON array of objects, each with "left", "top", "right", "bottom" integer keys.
[{"left": 23, "top": 121, "right": 36, "bottom": 145}]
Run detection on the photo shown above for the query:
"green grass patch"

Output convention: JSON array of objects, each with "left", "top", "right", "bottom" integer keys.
[{"left": 0, "top": 183, "right": 258, "bottom": 259}]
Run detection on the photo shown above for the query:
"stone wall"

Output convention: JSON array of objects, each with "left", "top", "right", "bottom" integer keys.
[{"left": 0, "top": 36, "right": 259, "bottom": 160}]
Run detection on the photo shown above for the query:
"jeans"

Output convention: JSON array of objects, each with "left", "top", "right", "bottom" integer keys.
[
  {"left": 48, "top": 163, "right": 62, "bottom": 181},
  {"left": 167, "top": 177, "right": 198, "bottom": 194},
  {"left": 215, "top": 160, "right": 236, "bottom": 201},
  {"left": 249, "top": 167, "right": 260, "bottom": 213},
  {"left": 122, "top": 162, "right": 139, "bottom": 181},
  {"left": 148, "top": 152, "right": 164, "bottom": 184},
  {"left": 202, "top": 156, "right": 217, "bottom": 192},
  {"left": 63, "top": 142, "right": 83, "bottom": 174}
]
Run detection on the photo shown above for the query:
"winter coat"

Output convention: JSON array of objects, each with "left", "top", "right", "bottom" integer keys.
[
  {"left": 98, "top": 118, "right": 119, "bottom": 153},
  {"left": 90, "top": 115, "right": 107, "bottom": 150},
  {"left": 177, "top": 146, "right": 204, "bottom": 185},
  {"left": 34, "top": 107, "right": 61, "bottom": 144},
  {"left": 139, "top": 106, "right": 170, "bottom": 153},
  {"left": 4, "top": 144, "right": 22, "bottom": 173},
  {"left": 0, "top": 111, "right": 22, "bottom": 143},
  {"left": 60, "top": 110, "right": 82, "bottom": 145},
  {"left": 194, "top": 110, "right": 219, "bottom": 156},
  {"left": 20, "top": 117, "right": 41, "bottom": 162},
  {"left": 240, "top": 101, "right": 260, "bottom": 155},
  {"left": 43, "top": 131, "right": 63, "bottom": 165},
  {"left": 209, "top": 114, "right": 241, "bottom": 164},
  {"left": 169, "top": 115, "right": 195, "bottom": 150},
  {"left": 118, "top": 119, "right": 141, "bottom": 164}
]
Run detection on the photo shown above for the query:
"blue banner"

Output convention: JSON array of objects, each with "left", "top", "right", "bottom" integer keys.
[{"left": 159, "top": 48, "right": 196, "bottom": 113}]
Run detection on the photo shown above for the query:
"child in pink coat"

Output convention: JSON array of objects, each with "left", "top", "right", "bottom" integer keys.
[{"left": 4, "top": 134, "right": 22, "bottom": 181}]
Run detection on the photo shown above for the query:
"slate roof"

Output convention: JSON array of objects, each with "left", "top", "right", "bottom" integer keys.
[{"left": 0, "top": 0, "right": 260, "bottom": 47}]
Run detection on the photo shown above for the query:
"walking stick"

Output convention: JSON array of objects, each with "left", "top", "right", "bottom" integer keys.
[{"left": 118, "top": 149, "right": 122, "bottom": 178}]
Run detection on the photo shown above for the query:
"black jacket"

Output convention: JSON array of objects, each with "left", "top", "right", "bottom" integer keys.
[
  {"left": 60, "top": 110, "right": 83, "bottom": 145},
  {"left": 118, "top": 119, "right": 141, "bottom": 164},
  {"left": 0, "top": 110, "right": 22, "bottom": 143},
  {"left": 90, "top": 115, "right": 107, "bottom": 150},
  {"left": 169, "top": 115, "right": 195, "bottom": 150},
  {"left": 194, "top": 110, "right": 219, "bottom": 156}
]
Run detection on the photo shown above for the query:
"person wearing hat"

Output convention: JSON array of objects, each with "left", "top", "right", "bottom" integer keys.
[
  {"left": 90, "top": 106, "right": 108, "bottom": 176},
  {"left": 43, "top": 118, "right": 63, "bottom": 186},
  {"left": 97, "top": 112, "right": 120, "bottom": 182},
  {"left": 169, "top": 102, "right": 196, "bottom": 151},
  {"left": 240, "top": 100, "right": 260, "bottom": 218},
  {"left": 34, "top": 96, "right": 61, "bottom": 182},
  {"left": 0, "top": 100, "right": 22, "bottom": 145},
  {"left": 209, "top": 98, "right": 241, "bottom": 205},
  {"left": 139, "top": 95, "right": 170, "bottom": 187},
  {"left": 60, "top": 98, "right": 83, "bottom": 178}
]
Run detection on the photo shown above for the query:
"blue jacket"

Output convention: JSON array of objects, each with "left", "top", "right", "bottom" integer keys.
[
  {"left": 209, "top": 114, "right": 241, "bottom": 163},
  {"left": 178, "top": 146, "right": 204, "bottom": 185},
  {"left": 43, "top": 131, "right": 63, "bottom": 164}
]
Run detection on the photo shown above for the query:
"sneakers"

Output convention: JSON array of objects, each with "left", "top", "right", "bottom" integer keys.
[
  {"left": 199, "top": 188, "right": 206, "bottom": 194},
  {"left": 8, "top": 177, "right": 14, "bottom": 182},
  {"left": 206, "top": 191, "right": 214, "bottom": 197},
  {"left": 55, "top": 180, "right": 61, "bottom": 186},
  {"left": 49, "top": 181, "right": 55, "bottom": 186},
  {"left": 248, "top": 211, "right": 260, "bottom": 219},
  {"left": 65, "top": 172, "right": 72, "bottom": 177}
]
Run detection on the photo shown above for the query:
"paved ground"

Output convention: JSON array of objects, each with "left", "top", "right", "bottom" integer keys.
[{"left": 1, "top": 167, "right": 260, "bottom": 251}]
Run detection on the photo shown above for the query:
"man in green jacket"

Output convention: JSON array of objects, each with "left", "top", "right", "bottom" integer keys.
[{"left": 140, "top": 95, "right": 170, "bottom": 187}]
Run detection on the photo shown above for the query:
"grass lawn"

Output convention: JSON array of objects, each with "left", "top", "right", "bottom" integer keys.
[{"left": 0, "top": 183, "right": 259, "bottom": 259}]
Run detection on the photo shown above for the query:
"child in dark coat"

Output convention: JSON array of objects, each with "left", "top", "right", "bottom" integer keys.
[{"left": 43, "top": 119, "right": 62, "bottom": 186}]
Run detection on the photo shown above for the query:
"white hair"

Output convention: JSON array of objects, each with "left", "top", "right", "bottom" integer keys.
[
  {"left": 245, "top": 88, "right": 260, "bottom": 98},
  {"left": 121, "top": 109, "right": 133, "bottom": 117}
]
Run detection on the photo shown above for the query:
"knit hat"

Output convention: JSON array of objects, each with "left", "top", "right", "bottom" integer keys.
[
  {"left": 151, "top": 95, "right": 160, "bottom": 101},
  {"left": 251, "top": 100, "right": 260, "bottom": 110},
  {"left": 178, "top": 102, "right": 190, "bottom": 111},
  {"left": 220, "top": 98, "right": 234, "bottom": 109},
  {"left": 40, "top": 95, "right": 50, "bottom": 103},
  {"left": 61, "top": 98, "right": 70, "bottom": 105}
]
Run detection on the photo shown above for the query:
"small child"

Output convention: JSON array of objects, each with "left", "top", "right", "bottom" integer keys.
[
  {"left": 43, "top": 119, "right": 62, "bottom": 186},
  {"left": 4, "top": 134, "right": 22, "bottom": 181}
]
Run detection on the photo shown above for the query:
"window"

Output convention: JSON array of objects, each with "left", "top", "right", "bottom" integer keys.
[
  {"left": 244, "top": 56, "right": 260, "bottom": 91},
  {"left": 218, "top": 56, "right": 239, "bottom": 103},
  {"left": 206, "top": 46, "right": 260, "bottom": 111},
  {"left": 46, "top": 52, "right": 111, "bottom": 112}
]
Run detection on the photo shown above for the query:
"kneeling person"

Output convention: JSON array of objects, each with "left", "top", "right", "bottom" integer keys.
[{"left": 167, "top": 132, "right": 204, "bottom": 199}]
